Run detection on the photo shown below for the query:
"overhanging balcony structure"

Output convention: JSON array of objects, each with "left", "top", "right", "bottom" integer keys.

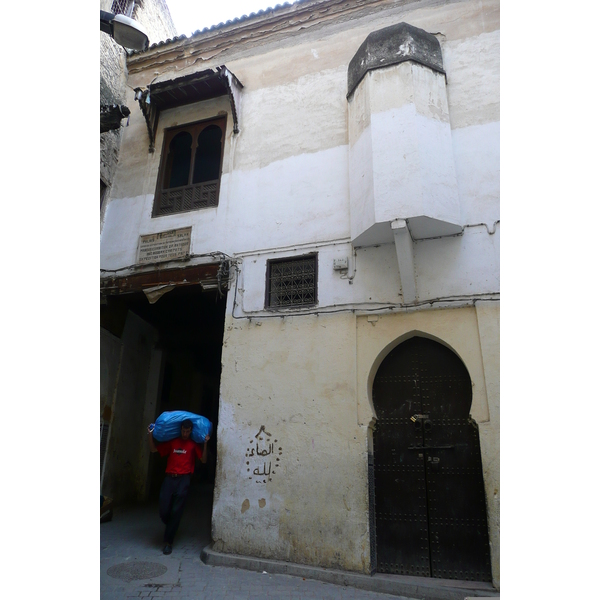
[{"left": 347, "top": 22, "right": 462, "bottom": 303}]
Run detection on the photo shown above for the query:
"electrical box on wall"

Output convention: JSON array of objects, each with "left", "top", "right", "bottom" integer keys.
[{"left": 333, "top": 257, "right": 349, "bottom": 271}]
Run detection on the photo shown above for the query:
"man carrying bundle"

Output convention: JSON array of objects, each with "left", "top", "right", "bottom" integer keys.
[{"left": 147, "top": 418, "right": 210, "bottom": 555}]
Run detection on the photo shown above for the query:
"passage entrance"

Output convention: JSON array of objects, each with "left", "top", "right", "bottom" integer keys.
[
  {"left": 372, "top": 336, "right": 492, "bottom": 581},
  {"left": 100, "top": 282, "right": 226, "bottom": 502}
]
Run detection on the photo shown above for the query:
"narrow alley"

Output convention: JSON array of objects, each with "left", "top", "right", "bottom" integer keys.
[{"left": 100, "top": 482, "right": 415, "bottom": 600}]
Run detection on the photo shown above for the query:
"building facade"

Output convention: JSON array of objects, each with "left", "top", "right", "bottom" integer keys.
[
  {"left": 100, "top": 0, "right": 500, "bottom": 589},
  {"left": 100, "top": 0, "right": 177, "bottom": 218}
]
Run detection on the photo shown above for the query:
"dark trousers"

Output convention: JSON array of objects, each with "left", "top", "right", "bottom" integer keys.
[{"left": 159, "top": 474, "right": 191, "bottom": 544}]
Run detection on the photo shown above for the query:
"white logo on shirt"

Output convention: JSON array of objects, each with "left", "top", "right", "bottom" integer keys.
[{"left": 173, "top": 449, "right": 187, "bottom": 454}]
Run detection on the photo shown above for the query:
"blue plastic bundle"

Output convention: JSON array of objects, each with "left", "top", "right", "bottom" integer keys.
[{"left": 149, "top": 410, "right": 212, "bottom": 444}]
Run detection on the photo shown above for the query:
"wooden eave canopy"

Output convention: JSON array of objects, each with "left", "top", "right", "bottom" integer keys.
[
  {"left": 135, "top": 66, "right": 243, "bottom": 152},
  {"left": 100, "top": 263, "right": 221, "bottom": 296}
]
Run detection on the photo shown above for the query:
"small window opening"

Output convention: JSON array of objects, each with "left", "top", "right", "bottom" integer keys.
[{"left": 266, "top": 254, "right": 318, "bottom": 308}]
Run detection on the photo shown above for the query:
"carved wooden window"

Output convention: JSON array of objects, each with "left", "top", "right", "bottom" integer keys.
[
  {"left": 266, "top": 254, "right": 318, "bottom": 308},
  {"left": 153, "top": 118, "right": 226, "bottom": 217}
]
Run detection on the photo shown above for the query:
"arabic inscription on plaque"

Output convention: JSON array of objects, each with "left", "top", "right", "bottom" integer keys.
[{"left": 137, "top": 227, "right": 192, "bottom": 264}]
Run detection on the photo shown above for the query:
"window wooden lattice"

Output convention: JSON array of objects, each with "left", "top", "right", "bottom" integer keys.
[
  {"left": 267, "top": 255, "right": 317, "bottom": 308},
  {"left": 157, "top": 181, "right": 219, "bottom": 215},
  {"left": 153, "top": 118, "right": 225, "bottom": 217}
]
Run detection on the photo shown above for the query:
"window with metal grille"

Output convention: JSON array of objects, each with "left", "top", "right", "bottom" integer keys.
[
  {"left": 266, "top": 254, "right": 317, "bottom": 308},
  {"left": 153, "top": 118, "right": 226, "bottom": 217},
  {"left": 111, "top": 0, "right": 135, "bottom": 17}
]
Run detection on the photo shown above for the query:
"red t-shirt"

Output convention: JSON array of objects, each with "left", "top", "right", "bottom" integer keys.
[{"left": 156, "top": 438, "right": 203, "bottom": 475}]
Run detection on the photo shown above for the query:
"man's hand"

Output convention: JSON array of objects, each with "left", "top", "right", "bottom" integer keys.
[
  {"left": 204, "top": 434, "right": 210, "bottom": 442},
  {"left": 147, "top": 425, "right": 158, "bottom": 452}
]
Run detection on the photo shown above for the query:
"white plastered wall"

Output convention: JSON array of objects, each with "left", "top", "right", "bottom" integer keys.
[
  {"left": 101, "top": 2, "right": 499, "bottom": 276},
  {"left": 100, "top": 0, "right": 500, "bottom": 584}
]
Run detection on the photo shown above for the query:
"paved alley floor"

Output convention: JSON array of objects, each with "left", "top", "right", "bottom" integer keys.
[{"left": 100, "top": 482, "right": 414, "bottom": 600}]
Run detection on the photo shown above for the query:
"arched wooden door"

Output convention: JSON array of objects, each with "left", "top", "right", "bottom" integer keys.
[{"left": 372, "top": 336, "right": 492, "bottom": 581}]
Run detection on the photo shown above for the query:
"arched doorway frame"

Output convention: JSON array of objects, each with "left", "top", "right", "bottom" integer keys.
[
  {"left": 357, "top": 317, "right": 491, "bottom": 432},
  {"left": 368, "top": 331, "right": 490, "bottom": 579},
  {"left": 366, "top": 330, "right": 475, "bottom": 424},
  {"left": 355, "top": 309, "right": 496, "bottom": 580}
]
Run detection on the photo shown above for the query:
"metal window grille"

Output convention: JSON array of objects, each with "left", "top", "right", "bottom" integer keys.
[
  {"left": 267, "top": 255, "right": 317, "bottom": 308},
  {"left": 111, "top": 0, "right": 134, "bottom": 17}
]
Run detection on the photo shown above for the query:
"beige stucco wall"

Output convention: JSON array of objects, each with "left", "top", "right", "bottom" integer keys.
[
  {"left": 213, "top": 310, "right": 371, "bottom": 572},
  {"left": 474, "top": 301, "right": 500, "bottom": 588},
  {"left": 211, "top": 300, "right": 500, "bottom": 581}
]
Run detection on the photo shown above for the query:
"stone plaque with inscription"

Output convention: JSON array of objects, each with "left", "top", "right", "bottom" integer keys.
[{"left": 137, "top": 227, "right": 192, "bottom": 264}]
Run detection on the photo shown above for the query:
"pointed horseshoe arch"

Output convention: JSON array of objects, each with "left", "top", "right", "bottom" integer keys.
[{"left": 370, "top": 335, "right": 492, "bottom": 581}]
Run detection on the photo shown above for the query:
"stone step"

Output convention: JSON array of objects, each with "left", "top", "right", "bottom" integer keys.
[{"left": 201, "top": 544, "right": 499, "bottom": 600}]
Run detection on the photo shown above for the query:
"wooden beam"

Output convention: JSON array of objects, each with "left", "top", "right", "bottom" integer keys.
[{"left": 100, "top": 263, "right": 220, "bottom": 295}]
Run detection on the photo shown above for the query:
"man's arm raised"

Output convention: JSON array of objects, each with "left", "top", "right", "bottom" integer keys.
[{"left": 201, "top": 434, "right": 210, "bottom": 463}]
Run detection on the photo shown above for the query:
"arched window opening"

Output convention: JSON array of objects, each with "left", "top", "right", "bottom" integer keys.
[
  {"left": 193, "top": 125, "right": 223, "bottom": 184},
  {"left": 164, "top": 131, "right": 192, "bottom": 189},
  {"left": 153, "top": 117, "right": 226, "bottom": 217}
]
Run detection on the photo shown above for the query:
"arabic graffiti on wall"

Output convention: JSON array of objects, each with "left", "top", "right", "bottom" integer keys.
[{"left": 246, "top": 425, "right": 282, "bottom": 483}]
